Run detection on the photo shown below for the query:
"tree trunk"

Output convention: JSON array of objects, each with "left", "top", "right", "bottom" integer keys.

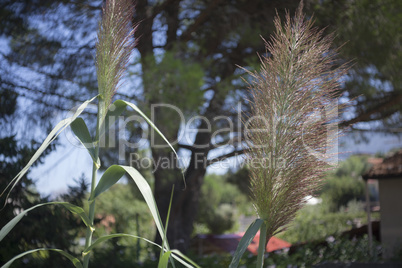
[{"left": 153, "top": 120, "right": 211, "bottom": 252}]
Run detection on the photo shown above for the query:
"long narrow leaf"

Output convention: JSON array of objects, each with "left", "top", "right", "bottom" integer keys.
[
  {"left": 256, "top": 221, "right": 268, "bottom": 268},
  {"left": 120, "top": 100, "right": 186, "bottom": 189},
  {"left": 229, "top": 218, "right": 264, "bottom": 268},
  {"left": 0, "top": 202, "right": 93, "bottom": 242},
  {"left": 0, "top": 96, "right": 98, "bottom": 206},
  {"left": 106, "top": 100, "right": 185, "bottom": 181},
  {"left": 158, "top": 186, "right": 175, "bottom": 268},
  {"left": 90, "top": 165, "right": 126, "bottom": 200},
  {"left": 117, "top": 100, "right": 178, "bottom": 157},
  {"left": 90, "top": 165, "right": 170, "bottom": 252},
  {"left": 82, "top": 233, "right": 198, "bottom": 268},
  {"left": 70, "top": 117, "right": 100, "bottom": 168},
  {"left": 91, "top": 167, "right": 198, "bottom": 267},
  {"left": 157, "top": 250, "right": 200, "bottom": 268},
  {"left": 1, "top": 248, "right": 82, "bottom": 268},
  {"left": 159, "top": 251, "right": 172, "bottom": 268},
  {"left": 170, "top": 250, "right": 201, "bottom": 268},
  {"left": 121, "top": 165, "right": 170, "bottom": 251},
  {"left": 83, "top": 233, "right": 160, "bottom": 255},
  {"left": 98, "top": 98, "right": 128, "bottom": 139}
]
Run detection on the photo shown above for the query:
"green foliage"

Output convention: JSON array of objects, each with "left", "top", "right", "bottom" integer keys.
[
  {"left": 2, "top": 0, "right": 401, "bottom": 256},
  {"left": 0, "top": 87, "right": 88, "bottom": 267},
  {"left": 142, "top": 50, "right": 205, "bottom": 114},
  {"left": 229, "top": 219, "right": 264, "bottom": 268},
  {"left": 1, "top": 1, "right": 195, "bottom": 266},
  {"left": 268, "top": 235, "right": 383, "bottom": 267},
  {"left": 189, "top": 236, "right": 387, "bottom": 267},
  {"left": 320, "top": 155, "right": 369, "bottom": 212},
  {"left": 312, "top": 0, "right": 402, "bottom": 130},
  {"left": 196, "top": 173, "right": 248, "bottom": 234},
  {"left": 93, "top": 183, "right": 153, "bottom": 236},
  {"left": 279, "top": 204, "right": 379, "bottom": 244},
  {"left": 226, "top": 167, "right": 251, "bottom": 198},
  {"left": 321, "top": 176, "right": 365, "bottom": 212},
  {"left": 278, "top": 155, "right": 378, "bottom": 244},
  {"left": 0, "top": 176, "right": 88, "bottom": 267},
  {"left": 87, "top": 183, "right": 154, "bottom": 263},
  {"left": 335, "top": 155, "right": 371, "bottom": 179}
]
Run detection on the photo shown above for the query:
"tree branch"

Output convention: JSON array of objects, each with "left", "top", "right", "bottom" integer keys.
[
  {"left": 341, "top": 92, "right": 402, "bottom": 127},
  {"left": 180, "top": 0, "right": 224, "bottom": 42},
  {"left": 206, "top": 149, "right": 244, "bottom": 166},
  {"left": 178, "top": 143, "right": 195, "bottom": 151}
]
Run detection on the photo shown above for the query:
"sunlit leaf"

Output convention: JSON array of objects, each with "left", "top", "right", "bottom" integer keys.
[
  {"left": 71, "top": 117, "right": 100, "bottom": 168},
  {"left": 1, "top": 248, "right": 82, "bottom": 268},
  {"left": 91, "top": 165, "right": 170, "bottom": 251},
  {"left": 90, "top": 165, "right": 126, "bottom": 200}
]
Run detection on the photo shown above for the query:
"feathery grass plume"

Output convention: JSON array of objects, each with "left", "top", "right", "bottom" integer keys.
[
  {"left": 96, "top": 0, "right": 136, "bottom": 120},
  {"left": 243, "top": 3, "right": 347, "bottom": 242}
]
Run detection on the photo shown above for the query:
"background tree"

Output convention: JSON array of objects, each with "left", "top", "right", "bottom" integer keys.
[
  {"left": 278, "top": 154, "right": 380, "bottom": 244},
  {"left": 310, "top": 0, "right": 402, "bottom": 132},
  {"left": 196, "top": 173, "right": 249, "bottom": 234},
  {"left": 1, "top": 0, "right": 401, "bottom": 252}
]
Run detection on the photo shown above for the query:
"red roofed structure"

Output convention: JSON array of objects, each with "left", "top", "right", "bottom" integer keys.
[
  {"left": 191, "top": 232, "right": 291, "bottom": 256},
  {"left": 238, "top": 231, "right": 292, "bottom": 255},
  {"left": 363, "top": 149, "right": 402, "bottom": 257}
]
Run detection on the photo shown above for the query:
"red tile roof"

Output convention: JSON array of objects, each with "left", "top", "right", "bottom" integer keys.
[
  {"left": 192, "top": 232, "right": 291, "bottom": 255},
  {"left": 237, "top": 231, "right": 292, "bottom": 255},
  {"left": 364, "top": 149, "right": 402, "bottom": 179}
]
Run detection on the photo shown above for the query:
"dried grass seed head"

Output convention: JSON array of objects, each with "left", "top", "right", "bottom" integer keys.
[{"left": 243, "top": 3, "right": 348, "bottom": 238}]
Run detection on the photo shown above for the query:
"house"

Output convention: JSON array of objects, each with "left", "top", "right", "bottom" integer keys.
[{"left": 363, "top": 149, "right": 402, "bottom": 257}]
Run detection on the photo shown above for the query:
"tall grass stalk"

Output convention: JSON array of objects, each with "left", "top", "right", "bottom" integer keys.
[
  {"left": 0, "top": 0, "right": 199, "bottom": 267},
  {"left": 231, "top": 3, "right": 348, "bottom": 267},
  {"left": 83, "top": 0, "right": 135, "bottom": 266}
]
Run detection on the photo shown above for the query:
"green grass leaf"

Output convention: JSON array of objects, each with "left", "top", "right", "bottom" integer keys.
[
  {"left": 83, "top": 233, "right": 160, "bottom": 256},
  {"left": 90, "top": 165, "right": 170, "bottom": 252},
  {"left": 158, "top": 186, "right": 175, "bottom": 268},
  {"left": 106, "top": 99, "right": 186, "bottom": 186},
  {"left": 71, "top": 117, "right": 100, "bottom": 168},
  {"left": 229, "top": 218, "right": 264, "bottom": 268},
  {"left": 121, "top": 165, "right": 170, "bottom": 251},
  {"left": 158, "top": 249, "right": 201, "bottom": 268},
  {"left": 0, "top": 202, "right": 93, "bottom": 242},
  {"left": 82, "top": 233, "right": 199, "bottom": 268},
  {"left": 158, "top": 251, "right": 172, "bottom": 268},
  {"left": 256, "top": 221, "right": 268, "bottom": 268},
  {"left": 91, "top": 167, "right": 199, "bottom": 267},
  {"left": 117, "top": 100, "right": 178, "bottom": 157},
  {"left": 0, "top": 96, "right": 98, "bottom": 207},
  {"left": 169, "top": 250, "right": 201, "bottom": 268},
  {"left": 90, "top": 165, "right": 126, "bottom": 200},
  {"left": 1, "top": 248, "right": 82, "bottom": 268},
  {"left": 98, "top": 99, "right": 127, "bottom": 139}
]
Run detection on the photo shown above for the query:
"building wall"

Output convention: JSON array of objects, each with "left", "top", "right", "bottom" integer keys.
[{"left": 379, "top": 178, "right": 402, "bottom": 257}]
